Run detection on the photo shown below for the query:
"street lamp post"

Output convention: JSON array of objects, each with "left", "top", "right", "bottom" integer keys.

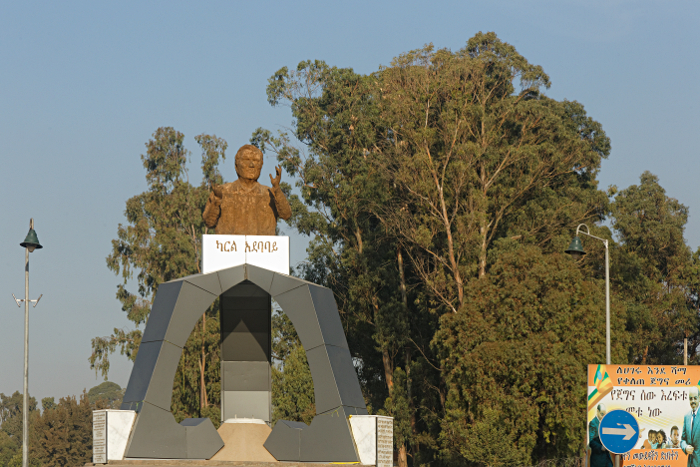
[
  {"left": 12, "top": 219, "right": 43, "bottom": 467},
  {"left": 566, "top": 223, "right": 610, "bottom": 365}
]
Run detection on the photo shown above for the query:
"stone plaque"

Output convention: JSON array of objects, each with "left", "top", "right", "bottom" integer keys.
[
  {"left": 349, "top": 414, "right": 394, "bottom": 466},
  {"left": 93, "top": 411, "right": 107, "bottom": 464},
  {"left": 376, "top": 416, "right": 393, "bottom": 467},
  {"left": 92, "top": 409, "right": 136, "bottom": 462}
]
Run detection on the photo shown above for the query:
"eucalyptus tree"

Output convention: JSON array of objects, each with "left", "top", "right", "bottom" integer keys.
[
  {"left": 610, "top": 171, "right": 700, "bottom": 364},
  {"left": 374, "top": 33, "right": 609, "bottom": 313},
  {"left": 256, "top": 31, "right": 612, "bottom": 466}
]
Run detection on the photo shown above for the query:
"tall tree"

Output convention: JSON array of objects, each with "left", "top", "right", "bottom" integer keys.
[
  {"left": 255, "top": 31, "right": 611, "bottom": 466},
  {"left": 610, "top": 171, "right": 700, "bottom": 364},
  {"left": 257, "top": 59, "right": 434, "bottom": 466},
  {"left": 90, "top": 127, "right": 227, "bottom": 424},
  {"left": 375, "top": 34, "right": 609, "bottom": 312}
]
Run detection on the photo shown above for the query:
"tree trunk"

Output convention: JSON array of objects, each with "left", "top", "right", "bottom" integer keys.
[
  {"left": 479, "top": 219, "right": 487, "bottom": 279},
  {"left": 398, "top": 445, "right": 409, "bottom": 467},
  {"left": 382, "top": 348, "right": 394, "bottom": 391},
  {"left": 397, "top": 248, "right": 414, "bottom": 467}
]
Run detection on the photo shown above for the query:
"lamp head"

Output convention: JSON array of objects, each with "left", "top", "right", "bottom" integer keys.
[
  {"left": 20, "top": 219, "right": 42, "bottom": 252},
  {"left": 565, "top": 235, "right": 585, "bottom": 259}
]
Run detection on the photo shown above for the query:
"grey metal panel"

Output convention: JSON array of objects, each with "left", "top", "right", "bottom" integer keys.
[
  {"left": 307, "top": 285, "right": 350, "bottom": 349},
  {"left": 325, "top": 344, "right": 366, "bottom": 409},
  {"left": 222, "top": 390, "right": 270, "bottom": 421},
  {"left": 220, "top": 300, "right": 271, "bottom": 333},
  {"left": 274, "top": 286, "right": 324, "bottom": 351},
  {"left": 269, "top": 272, "right": 308, "bottom": 297},
  {"left": 181, "top": 418, "right": 224, "bottom": 459},
  {"left": 181, "top": 271, "right": 223, "bottom": 296},
  {"left": 222, "top": 295, "right": 271, "bottom": 311},
  {"left": 222, "top": 280, "right": 268, "bottom": 297},
  {"left": 317, "top": 405, "right": 369, "bottom": 416},
  {"left": 163, "top": 282, "right": 218, "bottom": 348},
  {"left": 141, "top": 281, "right": 217, "bottom": 347},
  {"left": 265, "top": 408, "right": 360, "bottom": 463},
  {"left": 124, "top": 402, "right": 187, "bottom": 459},
  {"left": 119, "top": 400, "right": 140, "bottom": 411},
  {"left": 245, "top": 264, "right": 275, "bottom": 293},
  {"left": 139, "top": 282, "right": 183, "bottom": 344},
  {"left": 122, "top": 340, "right": 182, "bottom": 411},
  {"left": 304, "top": 345, "right": 342, "bottom": 413},
  {"left": 264, "top": 419, "right": 306, "bottom": 461},
  {"left": 299, "top": 407, "right": 359, "bottom": 462},
  {"left": 221, "top": 312, "right": 271, "bottom": 333},
  {"left": 221, "top": 361, "right": 270, "bottom": 391},
  {"left": 221, "top": 332, "right": 270, "bottom": 361},
  {"left": 304, "top": 345, "right": 366, "bottom": 413},
  {"left": 354, "top": 406, "right": 369, "bottom": 415},
  {"left": 217, "top": 264, "right": 245, "bottom": 293}
]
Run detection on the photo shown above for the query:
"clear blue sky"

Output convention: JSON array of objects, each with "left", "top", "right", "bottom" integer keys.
[{"left": 1, "top": 1, "right": 698, "bottom": 402}]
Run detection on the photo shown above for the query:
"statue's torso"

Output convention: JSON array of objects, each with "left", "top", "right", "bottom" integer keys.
[{"left": 216, "top": 180, "right": 279, "bottom": 235}]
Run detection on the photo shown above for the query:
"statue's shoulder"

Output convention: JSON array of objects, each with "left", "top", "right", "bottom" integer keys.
[{"left": 221, "top": 180, "right": 241, "bottom": 193}]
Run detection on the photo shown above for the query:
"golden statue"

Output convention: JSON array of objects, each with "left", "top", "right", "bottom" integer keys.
[{"left": 203, "top": 144, "right": 291, "bottom": 235}]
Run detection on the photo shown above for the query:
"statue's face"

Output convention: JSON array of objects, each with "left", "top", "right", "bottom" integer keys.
[{"left": 235, "top": 150, "right": 263, "bottom": 181}]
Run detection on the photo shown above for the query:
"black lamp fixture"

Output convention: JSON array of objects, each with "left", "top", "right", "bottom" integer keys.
[
  {"left": 20, "top": 219, "right": 42, "bottom": 252},
  {"left": 565, "top": 235, "right": 585, "bottom": 259}
]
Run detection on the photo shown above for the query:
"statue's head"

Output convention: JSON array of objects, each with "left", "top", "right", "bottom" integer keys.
[{"left": 234, "top": 145, "right": 263, "bottom": 182}]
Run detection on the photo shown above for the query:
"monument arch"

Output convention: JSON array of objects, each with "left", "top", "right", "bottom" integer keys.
[{"left": 120, "top": 263, "right": 368, "bottom": 462}]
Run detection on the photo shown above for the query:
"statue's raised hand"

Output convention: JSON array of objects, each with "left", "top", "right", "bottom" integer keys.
[
  {"left": 208, "top": 185, "right": 222, "bottom": 206},
  {"left": 269, "top": 166, "right": 282, "bottom": 188},
  {"left": 211, "top": 184, "right": 223, "bottom": 198}
]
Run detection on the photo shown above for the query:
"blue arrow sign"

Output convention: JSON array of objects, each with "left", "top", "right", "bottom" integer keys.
[{"left": 599, "top": 409, "right": 639, "bottom": 454}]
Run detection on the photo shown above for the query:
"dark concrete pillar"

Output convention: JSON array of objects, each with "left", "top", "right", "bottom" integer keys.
[{"left": 220, "top": 280, "right": 272, "bottom": 423}]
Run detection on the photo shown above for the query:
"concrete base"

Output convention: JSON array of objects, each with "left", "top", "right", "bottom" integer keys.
[{"left": 210, "top": 422, "right": 277, "bottom": 463}]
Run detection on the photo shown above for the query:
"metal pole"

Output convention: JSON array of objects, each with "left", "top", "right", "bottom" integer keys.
[
  {"left": 605, "top": 240, "right": 610, "bottom": 365},
  {"left": 23, "top": 246, "right": 29, "bottom": 467}
]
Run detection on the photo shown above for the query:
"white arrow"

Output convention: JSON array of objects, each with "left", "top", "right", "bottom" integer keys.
[{"left": 602, "top": 424, "right": 636, "bottom": 440}]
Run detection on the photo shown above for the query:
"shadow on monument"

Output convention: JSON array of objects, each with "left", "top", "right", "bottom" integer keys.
[{"left": 119, "top": 263, "right": 368, "bottom": 462}]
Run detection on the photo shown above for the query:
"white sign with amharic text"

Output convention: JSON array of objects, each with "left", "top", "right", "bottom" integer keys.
[{"left": 202, "top": 235, "right": 289, "bottom": 275}]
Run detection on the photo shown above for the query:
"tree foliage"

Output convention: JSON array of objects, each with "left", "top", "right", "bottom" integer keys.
[
  {"left": 86, "top": 381, "right": 124, "bottom": 408},
  {"left": 0, "top": 390, "right": 110, "bottom": 467},
  {"left": 376, "top": 35, "right": 609, "bottom": 306},
  {"left": 0, "top": 392, "right": 38, "bottom": 467},
  {"left": 254, "top": 31, "right": 621, "bottom": 466},
  {"left": 434, "top": 244, "right": 627, "bottom": 465},
  {"left": 31, "top": 393, "right": 108, "bottom": 467},
  {"left": 610, "top": 171, "right": 700, "bottom": 364}
]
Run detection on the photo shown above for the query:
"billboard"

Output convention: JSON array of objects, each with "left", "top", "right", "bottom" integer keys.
[{"left": 588, "top": 364, "right": 700, "bottom": 467}]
